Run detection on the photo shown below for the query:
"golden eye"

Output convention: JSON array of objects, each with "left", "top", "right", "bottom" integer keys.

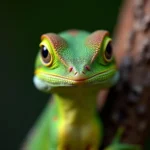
[
  {"left": 104, "top": 41, "right": 113, "bottom": 62},
  {"left": 40, "top": 45, "right": 52, "bottom": 66}
]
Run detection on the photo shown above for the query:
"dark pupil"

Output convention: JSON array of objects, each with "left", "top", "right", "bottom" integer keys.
[
  {"left": 41, "top": 45, "right": 48, "bottom": 58},
  {"left": 105, "top": 42, "right": 112, "bottom": 59}
]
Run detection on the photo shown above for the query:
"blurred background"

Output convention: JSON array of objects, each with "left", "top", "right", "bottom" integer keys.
[{"left": 0, "top": 0, "right": 122, "bottom": 149}]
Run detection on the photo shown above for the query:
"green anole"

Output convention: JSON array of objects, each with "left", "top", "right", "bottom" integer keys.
[{"left": 22, "top": 30, "right": 141, "bottom": 150}]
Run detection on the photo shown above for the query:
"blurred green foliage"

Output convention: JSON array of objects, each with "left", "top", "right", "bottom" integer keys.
[{"left": 1, "top": 0, "right": 138, "bottom": 150}]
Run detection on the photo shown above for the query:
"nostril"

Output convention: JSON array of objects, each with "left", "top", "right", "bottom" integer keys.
[
  {"left": 69, "top": 67, "right": 73, "bottom": 72},
  {"left": 82, "top": 71, "right": 85, "bottom": 74},
  {"left": 74, "top": 72, "right": 78, "bottom": 75},
  {"left": 85, "top": 65, "right": 91, "bottom": 71}
]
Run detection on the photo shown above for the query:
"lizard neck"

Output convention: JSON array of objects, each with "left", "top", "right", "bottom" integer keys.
[{"left": 52, "top": 86, "right": 100, "bottom": 125}]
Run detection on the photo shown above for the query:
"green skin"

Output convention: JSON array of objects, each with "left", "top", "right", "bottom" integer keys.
[{"left": 22, "top": 30, "right": 141, "bottom": 150}]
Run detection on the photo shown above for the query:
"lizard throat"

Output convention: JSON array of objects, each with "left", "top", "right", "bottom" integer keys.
[{"left": 53, "top": 86, "right": 100, "bottom": 125}]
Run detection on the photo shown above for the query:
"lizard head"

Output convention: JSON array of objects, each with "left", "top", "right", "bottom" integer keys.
[{"left": 33, "top": 30, "right": 119, "bottom": 92}]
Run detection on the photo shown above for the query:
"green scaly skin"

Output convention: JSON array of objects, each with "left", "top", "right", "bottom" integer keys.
[{"left": 22, "top": 30, "right": 141, "bottom": 150}]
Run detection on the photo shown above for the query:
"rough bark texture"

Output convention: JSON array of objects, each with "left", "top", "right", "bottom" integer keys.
[{"left": 101, "top": 0, "right": 150, "bottom": 149}]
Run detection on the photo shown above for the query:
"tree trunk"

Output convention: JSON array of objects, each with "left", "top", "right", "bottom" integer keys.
[{"left": 101, "top": 0, "right": 150, "bottom": 149}]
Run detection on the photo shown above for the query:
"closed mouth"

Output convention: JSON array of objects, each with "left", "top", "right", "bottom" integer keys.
[{"left": 35, "top": 67, "right": 117, "bottom": 85}]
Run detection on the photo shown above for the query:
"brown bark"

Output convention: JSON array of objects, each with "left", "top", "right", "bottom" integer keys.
[{"left": 101, "top": 0, "right": 150, "bottom": 149}]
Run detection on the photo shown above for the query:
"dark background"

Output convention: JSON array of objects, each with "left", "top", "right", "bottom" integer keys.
[{"left": 0, "top": 1, "right": 122, "bottom": 149}]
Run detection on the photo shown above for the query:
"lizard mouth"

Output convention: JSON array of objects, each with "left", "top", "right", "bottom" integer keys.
[{"left": 35, "top": 67, "right": 117, "bottom": 86}]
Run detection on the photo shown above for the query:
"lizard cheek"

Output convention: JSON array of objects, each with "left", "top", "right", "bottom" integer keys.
[{"left": 33, "top": 76, "right": 51, "bottom": 92}]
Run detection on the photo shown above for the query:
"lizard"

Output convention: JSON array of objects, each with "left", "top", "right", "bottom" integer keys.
[{"left": 22, "top": 30, "right": 141, "bottom": 150}]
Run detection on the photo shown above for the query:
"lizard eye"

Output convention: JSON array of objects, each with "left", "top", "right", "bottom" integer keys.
[
  {"left": 104, "top": 41, "right": 113, "bottom": 62},
  {"left": 40, "top": 45, "right": 52, "bottom": 66}
]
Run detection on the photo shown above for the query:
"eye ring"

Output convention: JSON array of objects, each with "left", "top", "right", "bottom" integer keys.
[
  {"left": 103, "top": 41, "right": 113, "bottom": 62},
  {"left": 40, "top": 45, "right": 52, "bottom": 66}
]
